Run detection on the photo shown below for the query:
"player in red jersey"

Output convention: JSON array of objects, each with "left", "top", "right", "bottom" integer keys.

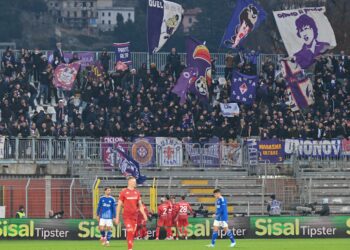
[
  {"left": 176, "top": 195, "right": 193, "bottom": 239},
  {"left": 156, "top": 198, "right": 169, "bottom": 240},
  {"left": 116, "top": 176, "right": 147, "bottom": 250},
  {"left": 171, "top": 196, "right": 180, "bottom": 240},
  {"left": 134, "top": 202, "right": 151, "bottom": 240},
  {"left": 165, "top": 194, "right": 174, "bottom": 239}
]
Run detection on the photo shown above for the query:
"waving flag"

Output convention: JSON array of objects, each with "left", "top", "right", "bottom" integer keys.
[
  {"left": 273, "top": 7, "right": 336, "bottom": 69},
  {"left": 53, "top": 62, "right": 81, "bottom": 91},
  {"left": 186, "top": 37, "right": 212, "bottom": 103},
  {"left": 113, "top": 42, "right": 131, "bottom": 64},
  {"left": 147, "top": 0, "right": 184, "bottom": 54},
  {"left": 231, "top": 70, "right": 257, "bottom": 105},
  {"left": 221, "top": 0, "right": 266, "bottom": 49},
  {"left": 115, "top": 147, "right": 147, "bottom": 184},
  {"left": 281, "top": 60, "right": 314, "bottom": 111},
  {"left": 172, "top": 67, "right": 198, "bottom": 104}
]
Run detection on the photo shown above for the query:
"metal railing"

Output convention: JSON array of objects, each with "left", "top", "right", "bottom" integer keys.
[{"left": 0, "top": 49, "right": 287, "bottom": 75}]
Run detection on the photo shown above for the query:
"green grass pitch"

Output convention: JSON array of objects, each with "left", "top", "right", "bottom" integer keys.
[{"left": 0, "top": 239, "right": 349, "bottom": 250}]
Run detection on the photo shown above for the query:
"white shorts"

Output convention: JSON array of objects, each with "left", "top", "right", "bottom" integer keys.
[
  {"left": 213, "top": 220, "right": 228, "bottom": 228},
  {"left": 99, "top": 218, "right": 113, "bottom": 227}
]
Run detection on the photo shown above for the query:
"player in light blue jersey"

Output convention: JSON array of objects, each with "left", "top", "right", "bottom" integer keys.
[
  {"left": 207, "top": 189, "right": 236, "bottom": 248},
  {"left": 97, "top": 187, "right": 117, "bottom": 246}
]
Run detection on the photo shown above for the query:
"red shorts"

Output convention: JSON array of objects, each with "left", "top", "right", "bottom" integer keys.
[
  {"left": 123, "top": 218, "right": 137, "bottom": 232},
  {"left": 157, "top": 217, "right": 167, "bottom": 227},
  {"left": 177, "top": 217, "right": 189, "bottom": 227},
  {"left": 165, "top": 217, "right": 173, "bottom": 227}
]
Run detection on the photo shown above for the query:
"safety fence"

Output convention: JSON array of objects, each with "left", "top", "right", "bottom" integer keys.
[
  {"left": 0, "top": 178, "right": 93, "bottom": 219},
  {"left": 0, "top": 49, "right": 286, "bottom": 76},
  {"left": 1, "top": 137, "right": 350, "bottom": 169}
]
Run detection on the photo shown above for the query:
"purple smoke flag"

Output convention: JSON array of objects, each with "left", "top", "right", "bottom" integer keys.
[
  {"left": 147, "top": 0, "right": 184, "bottom": 54},
  {"left": 186, "top": 37, "right": 212, "bottom": 103},
  {"left": 113, "top": 42, "right": 131, "bottom": 64},
  {"left": 115, "top": 147, "right": 147, "bottom": 184},
  {"left": 231, "top": 70, "right": 257, "bottom": 105},
  {"left": 281, "top": 60, "right": 314, "bottom": 111},
  {"left": 172, "top": 67, "right": 198, "bottom": 104},
  {"left": 221, "top": 0, "right": 266, "bottom": 49}
]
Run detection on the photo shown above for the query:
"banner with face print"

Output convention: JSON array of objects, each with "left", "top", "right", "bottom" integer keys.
[
  {"left": 273, "top": 7, "right": 336, "bottom": 69},
  {"left": 53, "top": 62, "right": 81, "bottom": 91},
  {"left": 147, "top": 0, "right": 184, "bottom": 54}
]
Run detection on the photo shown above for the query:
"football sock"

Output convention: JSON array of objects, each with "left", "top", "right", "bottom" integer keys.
[
  {"left": 106, "top": 231, "right": 112, "bottom": 241},
  {"left": 211, "top": 231, "right": 218, "bottom": 245},
  {"left": 166, "top": 227, "right": 172, "bottom": 238},
  {"left": 127, "top": 231, "right": 134, "bottom": 250},
  {"left": 156, "top": 227, "right": 160, "bottom": 238},
  {"left": 183, "top": 228, "right": 188, "bottom": 237},
  {"left": 227, "top": 230, "right": 235, "bottom": 243},
  {"left": 100, "top": 230, "right": 106, "bottom": 238}
]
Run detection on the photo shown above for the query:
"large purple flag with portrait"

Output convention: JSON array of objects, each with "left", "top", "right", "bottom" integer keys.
[
  {"left": 273, "top": 7, "right": 336, "bottom": 69},
  {"left": 230, "top": 70, "right": 257, "bottom": 105},
  {"left": 186, "top": 37, "right": 212, "bottom": 103},
  {"left": 221, "top": 0, "right": 266, "bottom": 49},
  {"left": 147, "top": 0, "right": 183, "bottom": 54},
  {"left": 171, "top": 67, "right": 198, "bottom": 104},
  {"left": 281, "top": 60, "right": 314, "bottom": 111}
]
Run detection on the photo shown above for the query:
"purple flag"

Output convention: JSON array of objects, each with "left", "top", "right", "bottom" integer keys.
[
  {"left": 186, "top": 37, "right": 212, "bottom": 103},
  {"left": 231, "top": 70, "right": 257, "bottom": 105},
  {"left": 281, "top": 60, "right": 314, "bottom": 111},
  {"left": 221, "top": 0, "right": 266, "bottom": 49},
  {"left": 257, "top": 139, "right": 284, "bottom": 163},
  {"left": 172, "top": 67, "right": 198, "bottom": 104},
  {"left": 113, "top": 42, "right": 131, "bottom": 64}
]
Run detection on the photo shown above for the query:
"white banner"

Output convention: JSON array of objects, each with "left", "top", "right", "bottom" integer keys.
[
  {"left": 220, "top": 103, "right": 240, "bottom": 117},
  {"left": 273, "top": 7, "right": 336, "bottom": 68},
  {"left": 220, "top": 142, "right": 242, "bottom": 166},
  {"left": 0, "top": 136, "right": 5, "bottom": 159},
  {"left": 156, "top": 1, "right": 184, "bottom": 53},
  {"left": 156, "top": 137, "right": 183, "bottom": 167}
]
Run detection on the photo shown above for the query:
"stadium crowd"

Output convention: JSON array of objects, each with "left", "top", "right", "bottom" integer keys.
[{"left": 0, "top": 46, "right": 349, "bottom": 142}]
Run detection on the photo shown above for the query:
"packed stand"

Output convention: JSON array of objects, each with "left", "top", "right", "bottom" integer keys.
[{"left": 0, "top": 46, "right": 349, "bottom": 143}]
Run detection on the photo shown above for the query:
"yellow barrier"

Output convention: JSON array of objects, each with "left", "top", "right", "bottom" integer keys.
[
  {"left": 149, "top": 178, "right": 157, "bottom": 213},
  {"left": 92, "top": 178, "right": 101, "bottom": 219}
]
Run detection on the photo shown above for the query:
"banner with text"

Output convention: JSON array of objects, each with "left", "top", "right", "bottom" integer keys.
[{"left": 1, "top": 217, "right": 349, "bottom": 240}]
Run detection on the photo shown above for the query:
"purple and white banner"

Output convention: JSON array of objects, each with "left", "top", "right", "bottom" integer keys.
[
  {"left": 147, "top": 0, "right": 183, "bottom": 54},
  {"left": 156, "top": 137, "right": 182, "bottom": 167},
  {"left": 281, "top": 60, "right": 314, "bottom": 111},
  {"left": 101, "top": 137, "right": 128, "bottom": 170},
  {"left": 273, "top": 7, "right": 336, "bottom": 69},
  {"left": 231, "top": 71, "right": 257, "bottom": 105},
  {"left": 284, "top": 139, "right": 341, "bottom": 158},
  {"left": 131, "top": 138, "right": 155, "bottom": 167},
  {"left": 257, "top": 139, "right": 284, "bottom": 163},
  {"left": 220, "top": 142, "right": 242, "bottom": 166},
  {"left": 184, "top": 138, "right": 220, "bottom": 167},
  {"left": 113, "top": 42, "right": 131, "bottom": 64},
  {"left": 48, "top": 52, "right": 95, "bottom": 69}
]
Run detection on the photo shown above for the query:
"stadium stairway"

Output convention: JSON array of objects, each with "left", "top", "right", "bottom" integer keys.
[
  {"left": 298, "top": 167, "right": 350, "bottom": 215},
  {"left": 93, "top": 175, "right": 272, "bottom": 216}
]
